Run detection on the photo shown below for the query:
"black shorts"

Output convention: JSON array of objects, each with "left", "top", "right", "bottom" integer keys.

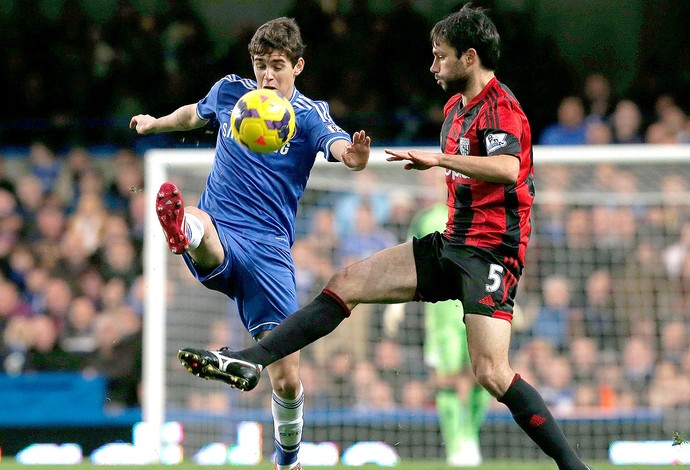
[{"left": 412, "top": 232, "right": 521, "bottom": 322}]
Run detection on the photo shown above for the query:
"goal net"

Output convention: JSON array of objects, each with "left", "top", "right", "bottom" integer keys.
[{"left": 144, "top": 144, "right": 690, "bottom": 464}]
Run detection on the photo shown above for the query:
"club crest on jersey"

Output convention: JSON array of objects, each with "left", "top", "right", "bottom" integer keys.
[
  {"left": 459, "top": 137, "right": 470, "bottom": 156},
  {"left": 486, "top": 133, "right": 508, "bottom": 153}
]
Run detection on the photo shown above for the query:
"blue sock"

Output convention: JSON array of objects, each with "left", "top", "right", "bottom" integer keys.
[{"left": 272, "top": 385, "right": 304, "bottom": 466}]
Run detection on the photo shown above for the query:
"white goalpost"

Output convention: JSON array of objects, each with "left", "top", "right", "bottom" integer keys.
[{"left": 143, "top": 144, "right": 690, "bottom": 464}]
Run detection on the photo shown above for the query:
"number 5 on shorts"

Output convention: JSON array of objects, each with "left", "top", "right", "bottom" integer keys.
[{"left": 485, "top": 263, "right": 504, "bottom": 293}]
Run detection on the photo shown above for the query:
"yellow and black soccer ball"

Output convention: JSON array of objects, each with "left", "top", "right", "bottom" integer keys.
[{"left": 230, "top": 88, "right": 296, "bottom": 153}]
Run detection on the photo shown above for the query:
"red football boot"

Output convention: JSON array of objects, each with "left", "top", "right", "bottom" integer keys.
[{"left": 156, "top": 182, "right": 189, "bottom": 254}]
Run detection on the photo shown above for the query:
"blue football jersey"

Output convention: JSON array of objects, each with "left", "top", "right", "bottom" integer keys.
[{"left": 195, "top": 74, "right": 351, "bottom": 248}]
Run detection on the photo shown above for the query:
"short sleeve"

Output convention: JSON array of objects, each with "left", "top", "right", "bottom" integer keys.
[
  {"left": 196, "top": 80, "right": 224, "bottom": 121},
  {"left": 480, "top": 100, "right": 523, "bottom": 157},
  {"left": 303, "top": 101, "right": 351, "bottom": 161}
]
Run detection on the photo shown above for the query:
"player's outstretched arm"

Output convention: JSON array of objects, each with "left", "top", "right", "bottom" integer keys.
[
  {"left": 330, "top": 130, "right": 371, "bottom": 171},
  {"left": 130, "top": 104, "right": 207, "bottom": 135},
  {"left": 385, "top": 148, "right": 519, "bottom": 183}
]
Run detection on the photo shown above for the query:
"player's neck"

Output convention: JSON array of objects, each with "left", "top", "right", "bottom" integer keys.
[{"left": 462, "top": 71, "right": 496, "bottom": 106}]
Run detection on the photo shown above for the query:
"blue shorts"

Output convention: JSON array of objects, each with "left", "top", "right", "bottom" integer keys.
[{"left": 183, "top": 221, "right": 298, "bottom": 337}]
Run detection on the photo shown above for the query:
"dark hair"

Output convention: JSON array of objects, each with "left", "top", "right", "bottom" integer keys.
[
  {"left": 248, "top": 17, "right": 305, "bottom": 65},
  {"left": 430, "top": 4, "right": 500, "bottom": 70}
]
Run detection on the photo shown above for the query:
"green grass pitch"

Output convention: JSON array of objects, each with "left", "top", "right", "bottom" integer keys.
[{"left": 0, "top": 461, "right": 674, "bottom": 470}]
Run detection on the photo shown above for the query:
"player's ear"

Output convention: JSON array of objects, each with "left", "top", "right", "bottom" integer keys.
[
  {"left": 294, "top": 57, "right": 305, "bottom": 76},
  {"left": 465, "top": 48, "right": 477, "bottom": 66}
]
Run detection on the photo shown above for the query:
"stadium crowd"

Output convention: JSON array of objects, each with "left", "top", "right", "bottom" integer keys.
[
  {"left": 1, "top": 0, "right": 689, "bottom": 148},
  {"left": 0, "top": 0, "right": 689, "bottom": 417}
]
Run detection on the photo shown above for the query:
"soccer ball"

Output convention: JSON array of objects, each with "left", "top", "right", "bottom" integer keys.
[{"left": 230, "top": 89, "right": 296, "bottom": 153}]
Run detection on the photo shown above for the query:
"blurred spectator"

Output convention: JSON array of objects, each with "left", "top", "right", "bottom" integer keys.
[
  {"left": 647, "top": 360, "right": 681, "bottom": 409},
  {"left": 302, "top": 207, "right": 339, "bottom": 262},
  {"left": 27, "top": 142, "right": 61, "bottom": 195},
  {"left": 585, "top": 120, "right": 613, "bottom": 145},
  {"left": 38, "top": 277, "right": 73, "bottom": 330},
  {"left": 324, "top": 349, "right": 355, "bottom": 408},
  {"left": 55, "top": 147, "right": 95, "bottom": 208},
  {"left": 293, "top": 239, "right": 332, "bottom": 308},
  {"left": 102, "top": 214, "right": 133, "bottom": 245},
  {"left": 645, "top": 121, "right": 679, "bottom": 144},
  {"left": 101, "top": 277, "right": 129, "bottom": 311},
  {"left": 0, "top": 281, "right": 34, "bottom": 321},
  {"left": 1, "top": 316, "right": 34, "bottom": 374},
  {"left": 297, "top": 360, "right": 330, "bottom": 409},
  {"left": 621, "top": 336, "right": 656, "bottom": 404},
  {"left": 336, "top": 203, "right": 396, "bottom": 267},
  {"left": 7, "top": 243, "right": 36, "bottom": 290},
  {"left": 76, "top": 267, "right": 107, "bottom": 309},
  {"left": 527, "top": 275, "right": 575, "bottom": 350},
  {"left": 373, "top": 337, "right": 425, "bottom": 402},
  {"left": 0, "top": 188, "right": 23, "bottom": 261},
  {"left": 99, "top": 236, "right": 139, "bottom": 287},
  {"left": 76, "top": 167, "right": 108, "bottom": 207},
  {"left": 61, "top": 296, "right": 98, "bottom": 357},
  {"left": 401, "top": 379, "right": 432, "bottom": 409},
  {"left": 540, "top": 207, "right": 595, "bottom": 307},
  {"left": 368, "top": 379, "right": 396, "bottom": 411},
  {"left": 24, "top": 315, "right": 82, "bottom": 371},
  {"left": 659, "top": 174, "right": 689, "bottom": 241},
  {"left": 582, "top": 73, "right": 615, "bottom": 121},
  {"left": 14, "top": 174, "right": 44, "bottom": 229},
  {"left": 539, "top": 355, "right": 575, "bottom": 414},
  {"left": 333, "top": 171, "right": 390, "bottom": 238},
  {"left": 582, "top": 73, "right": 614, "bottom": 121},
  {"left": 663, "top": 221, "right": 690, "bottom": 279},
  {"left": 674, "top": 254, "right": 690, "bottom": 313},
  {"left": 126, "top": 275, "right": 145, "bottom": 317},
  {"left": 578, "top": 270, "right": 617, "bottom": 352},
  {"left": 594, "top": 355, "right": 630, "bottom": 410},
  {"left": 104, "top": 149, "right": 143, "bottom": 214},
  {"left": 568, "top": 336, "right": 600, "bottom": 383},
  {"left": 23, "top": 266, "right": 50, "bottom": 313},
  {"left": 658, "top": 319, "right": 687, "bottom": 368},
  {"left": 573, "top": 383, "right": 599, "bottom": 412},
  {"left": 613, "top": 240, "right": 668, "bottom": 329},
  {"left": 533, "top": 187, "right": 568, "bottom": 247},
  {"left": 61, "top": 229, "right": 96, "bottom": 283},
  {"left": 32, "top": 206, "right": 67, "bottom": 269},
  {"left": 66, "top": 192, "right": 109, "bottom": 256},
  {"left": 654, "top": 103, "right": 687, "bottom": 141},
  {"left": 127, "top": 191, "right": 146, "bottom": 250},
  {"left": 382, "top": 190, "right": 416, "bottom": 243},
  {"left": 0, "top": 157, "right": 16, "bottom": 194},
  {"left": 517, "top": 338, "right": 556, "bottom": 386},
  {"left": 538, "top": 96, "right": 587, "bottom": 145},
  {"left": 592, "top": 204, "right": 638, "bottom": 271},
  {"left": 351, "top": 360, "right": 394, "bottom": 411},
  {"left": 610, "top": 99, "right": 644, "bottom": 144},
  {"left": 84, "top": 308, "right": 142, "bottom": 408}
]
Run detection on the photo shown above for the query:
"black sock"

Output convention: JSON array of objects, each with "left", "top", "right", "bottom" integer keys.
[
  {"left": 498, "top": 374, "right": 588, "bottom": 470},
  {"left": 238, "top": 290, "right": 350, "bottom": 367}
]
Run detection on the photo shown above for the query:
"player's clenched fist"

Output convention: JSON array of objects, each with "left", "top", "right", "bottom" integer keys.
[{"left": 129, "top": 114, "right": 156, "bottom": 135}]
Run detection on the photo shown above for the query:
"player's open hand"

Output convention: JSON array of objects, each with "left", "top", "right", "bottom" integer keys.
[
  {"left": 384, "top": 148, "right": 440, "bottom": 170},
  {"left": 341, "top": 130, "right": 371, "bottom": 171},
  {"left": 129, "top": 114, "right": 157, "bottom": 135}
]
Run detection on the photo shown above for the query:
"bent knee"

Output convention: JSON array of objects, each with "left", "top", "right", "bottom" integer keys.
[
  {"left": 472, "top": 364, "right": 513, "bottom": 397},
  {"left": 267, "top": 361, "right": 302, "bottom": 398}
]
